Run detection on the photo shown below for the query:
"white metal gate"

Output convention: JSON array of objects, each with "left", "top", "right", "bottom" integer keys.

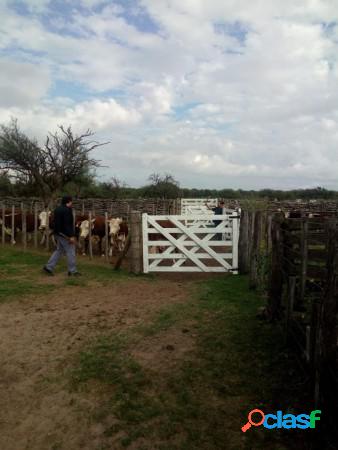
[{"left": 142, "top": 213, "right": 240, "bottom": 273}]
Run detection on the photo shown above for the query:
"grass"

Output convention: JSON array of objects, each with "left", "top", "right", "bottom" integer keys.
[
  {"left": 0, "top": 245, "right": 135, "bottom": 302},
  {"left": 0, "top": 245, "right": 310, "bottom": 448},
  {"left": 0, "top": 247, "right": 55, "bottom": 302},
  {"left": 71, "top": 275, "right": 308, "bottom": 450}
]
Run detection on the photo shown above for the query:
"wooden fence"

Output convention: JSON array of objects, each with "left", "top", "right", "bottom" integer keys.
[
  {"left": 242, "top": 210, "right": 337, "bottom": 444},
  {"left": 0, "top": 197, "right": 181, "bottom": 217},
  {"left": 2, "top": 197, "right": 338, "bottom": 217}
]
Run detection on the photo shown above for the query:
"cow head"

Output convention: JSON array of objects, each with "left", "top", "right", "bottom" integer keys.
[
  {"left": 108, "top": 218, "right": 122, "bottom": 243},
  {"left": 79, "top": 219, "right": 95, "bottom": 239},
  {"left": 0, "top": 221, "right": 12, "bottom": 237},
  {"left": 39, "top": 211, "right": 51, "bottom": 230}
]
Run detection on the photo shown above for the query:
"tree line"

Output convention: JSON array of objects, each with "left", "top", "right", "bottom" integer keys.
[{"left": 1, "top": 119, "right": 337, "bottom": 202}]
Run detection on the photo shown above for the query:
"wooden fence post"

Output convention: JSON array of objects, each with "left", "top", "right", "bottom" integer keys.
[
  {"left": 247, "top": 210, "right": 255, "bottom": 270},
  {"left": 105, "top": 211, "right": 109, "bottom": 262},
  {"left": 34, "top": 203, "right": 38, "bottom": 249},
  {"left": 130, "top": 211, "right": 143, "bottom": 274},
  {"left": 232, "top": 213, "right": 239, "bottom": 274},
  {"left": 267, "top": 213, "right": 273, "bottom": 252},
  {"left": 11, "top": 205, "right": 15, "bottom": 245},
  {"left": 114, "top": 234, "right": 131, "bottom": 270},
  {"left": 88, "top": 211, "right": 93, "bottom": 259},
  {"left": 267, "top": 217, "right": 283, "bottom": 320},
  {"left": 299, "top": 218, "right": 308, "bottom": 306},
  {"left": 285, "top": 275, "right": 296, "bottom": 337},
  {"left": 21, "top": 202, "right": 27, "bottom": 251},
  {"left": 45, "top": 204, "right": 50, "bottom": 252},
  {"left": 1, "top": 203, "right": 5, "bottom": 245},
  {"left": 238, "top": 209, "right": 249, "bottom": 274},
  {"left": 249, "top": 211, "right": 262, "bottom": 289}
]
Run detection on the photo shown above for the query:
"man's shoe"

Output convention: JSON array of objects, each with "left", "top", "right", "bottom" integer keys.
[
  {"left": 68, "top": 271, "right": 81, "bottom": 277},
  {"left": 43, "top": 266, "right": 54, "bottom": 276}
]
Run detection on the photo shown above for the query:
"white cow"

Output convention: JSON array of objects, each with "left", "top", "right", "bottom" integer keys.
[
  {"left": 38, "top": 211, "right": 51, "bottom": 230},
  {"left": 78, "top": 218, "right": 97, "bottom": 255},
  {"left": 38, "top": 210, "right": 53, "bottom": 245},
  {"left": 0, "top": 219, "right": 12, "bottom": 241}
]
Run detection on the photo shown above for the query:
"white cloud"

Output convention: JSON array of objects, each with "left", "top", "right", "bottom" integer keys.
[
  {"left": 0, "top": 0, "right": 337, "bottom": 188},
  {"left": 0, "top": 58, "right": 51, "bottom": 107},
  {"left": 0, "top": 97, "right": 142, "bottom": 141}
]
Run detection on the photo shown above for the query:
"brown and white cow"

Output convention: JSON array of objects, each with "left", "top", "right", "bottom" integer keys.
[
  {"left": 107, "top": 218, "right": 129, "bottom": 255},
  {"left": 78, "top": 215, "right": 106, "bottom": 256},
  {"left": 38, "top": 210, "right": 54, "bottom": 245},
  {"left": 0, "top": 210, "right": 38, "bottom": 244},
  {"left": 148, "top": 219, "right": 176, "bottom": 254}
]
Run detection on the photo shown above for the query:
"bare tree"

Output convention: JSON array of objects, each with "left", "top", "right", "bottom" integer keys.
[{"left": 0, "top": 119, "right": 107, "bottom": 203}]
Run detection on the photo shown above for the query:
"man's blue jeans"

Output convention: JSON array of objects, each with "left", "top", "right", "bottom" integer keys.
[{"left": 46, "top": 235, "right": 77, "bottom": 273}]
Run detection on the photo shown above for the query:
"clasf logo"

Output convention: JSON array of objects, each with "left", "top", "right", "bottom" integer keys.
[{"left": 241, "top": 409, "right": 321, "bottom": 432}]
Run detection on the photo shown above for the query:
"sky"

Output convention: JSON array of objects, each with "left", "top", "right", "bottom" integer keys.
[{"left": 0, "top": 0, "right": 337, "bottom": 190}]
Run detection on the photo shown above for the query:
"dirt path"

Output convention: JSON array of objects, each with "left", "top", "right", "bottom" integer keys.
[{"left": 0, "top": 277, "right": 194, "bottom": 450}]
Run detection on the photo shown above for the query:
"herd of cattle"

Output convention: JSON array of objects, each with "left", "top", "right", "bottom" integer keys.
[
  {"left": 1, "top": 207, "right": 336, "bottom": 259},
  {"left": 0, "top": 209, "right": 129, "bottom": 256},
  {"left": 0, "top": 209, "right": 176, "bottom": 257}
]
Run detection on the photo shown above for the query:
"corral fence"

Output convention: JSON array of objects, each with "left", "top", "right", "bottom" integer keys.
[
  {"left": 0, "top": 197, "right": 181, "bottom": 217},
  {"left": 2, "top": 196, "right": 338, "bottom": 217},
  {"left": 0, "top": 198, "right": 181, "bottom": 263},
  {"left": 241, "top": 209, "right": 338, "bottom": 444}
]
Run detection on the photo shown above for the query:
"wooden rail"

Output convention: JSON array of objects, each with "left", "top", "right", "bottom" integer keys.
[{"left": 243, "top": 212, "right": 337, "bottom": 444}]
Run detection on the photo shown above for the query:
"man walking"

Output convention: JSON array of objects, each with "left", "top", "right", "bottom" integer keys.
[{"left": 43, "top": 196, "right": 80, "bottom": 276}]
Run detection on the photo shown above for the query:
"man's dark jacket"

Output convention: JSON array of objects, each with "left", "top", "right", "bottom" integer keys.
[
  {"left": 212, "top": 206, "right": 223, "bottom": 226},
  {"left": 53, "top": 205, "right": 75, "bottom": 238}
]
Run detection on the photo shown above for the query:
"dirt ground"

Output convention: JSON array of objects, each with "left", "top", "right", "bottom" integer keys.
[{"left": 0, "top": 276, "right": 197, "bottom": 450}]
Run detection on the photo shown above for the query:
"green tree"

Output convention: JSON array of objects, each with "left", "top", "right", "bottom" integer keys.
[{"left": 141, "top": 173, "right": 181, "bottom": 199}]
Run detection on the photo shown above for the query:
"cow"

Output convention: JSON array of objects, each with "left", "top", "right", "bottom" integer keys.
[
  {"left": 78, "top": 215, "right": 106, "bottom": 256},
  {"left": 148, "top": 219, "right": 176, "bottom": 254},
  {"left": 39, "top": 211, "right": 89, "bottom": 247},
  {"left": 0, "top": 210, "right": 37, "bottom": 244},
  {"left": 38, "top": 210, "right": 54, "bottom": 245},
  {"left": 0, "top": 209, "right": 14, "bottom": 240},
  {"left": 107, "top": 218, "right": 129, "bottom": 256}
]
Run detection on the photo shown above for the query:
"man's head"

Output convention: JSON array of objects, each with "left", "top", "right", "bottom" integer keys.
[
  {"left": 219, "top": 201, "right": 225, "bottom": 207},
  {"left": 62, "top": 195, "right": 73, "bottom": 207}
]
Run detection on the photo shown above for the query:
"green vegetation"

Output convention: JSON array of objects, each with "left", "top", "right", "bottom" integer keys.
[
  {"left": 0, "top": 246, "right": 308, "bottom": 448},
  {"left": 71, "top": 275, "right": 305, "bottom": 449},
  {"left": 0, "top": 247, "right": 54, "bottom": 302},
  {"left": 0, "top": 246, "right": 133, "bottom": 302}
]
